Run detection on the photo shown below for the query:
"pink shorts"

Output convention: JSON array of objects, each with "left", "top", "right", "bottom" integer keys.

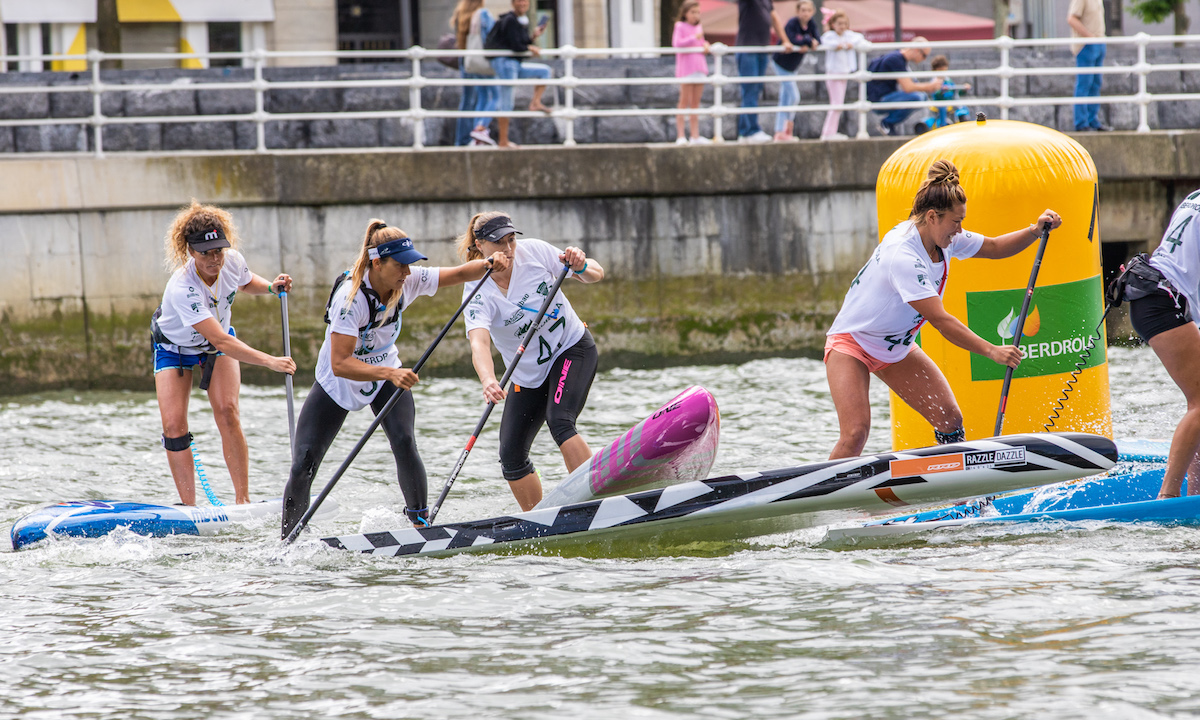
[{"left": 823, "top": 333, "right": 896, "bottom": 374}]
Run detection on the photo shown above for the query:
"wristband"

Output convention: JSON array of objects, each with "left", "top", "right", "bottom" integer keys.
[{"left": 573, "top": 261, "right": 588, "bottom": 275}]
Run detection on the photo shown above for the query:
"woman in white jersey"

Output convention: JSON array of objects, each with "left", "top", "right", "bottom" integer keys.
[
  {"left": 825, "top": 160, "right": 1062, "bottom": 458},
  {"left": 458, "top": 212, "right": 605, "bottom": 511},
  {"left": 281, "top": 220, "right": 507, "bottom": 536},
  {"left": 1116, "top": 189, "right": 1200, "bottom": 498},
  {"left": 153, "top": 202, "right": 296, "bottom": 505}
]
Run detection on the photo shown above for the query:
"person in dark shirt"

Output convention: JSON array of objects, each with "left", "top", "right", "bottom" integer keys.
[
  {"left": 485, "top": 0, "right": 551, "bottom": 147},
  {"left": 771, "top": 0, "right": 820, "bottom": 141},
  {"left": 863, "top": 39, "right": 943, "bottom": 135},
  {"left": 736, "top": 0, "right": 793, "bottom": 143}
]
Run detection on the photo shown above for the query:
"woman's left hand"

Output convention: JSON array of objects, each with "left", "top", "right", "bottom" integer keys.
[
  {"left": 560, "top": 247, "right": 587, "bottom": 273},
  {"left": 1035, "top": 209, "right": 1063, "bottom": 232},
  {"left": 487, "top": 252, "right": 511, "bottom": 272},
  {"left": 271, "top": 274, "right": 293, "bottom": 294}
]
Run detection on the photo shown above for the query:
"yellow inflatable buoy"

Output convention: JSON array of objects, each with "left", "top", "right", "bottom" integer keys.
[{"left": 876, "top": 119, "right": 1112, "bottom": 450}]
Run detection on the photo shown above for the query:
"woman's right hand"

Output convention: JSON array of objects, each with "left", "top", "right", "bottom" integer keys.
[
  {"left": 269, "top": 356, "right": 297, "bottom": 375},
  {"left": 482, "top": 379, "right": 506, "bottom": 404},
  {"left": 988, "top": 344, "right": 1023, "bottom": 368},
  {"left": 388, "top": 368, "right": 419, "bottom": 390},
  {"left": 488, "top": 251, "right": 511, "bottom": 272}
]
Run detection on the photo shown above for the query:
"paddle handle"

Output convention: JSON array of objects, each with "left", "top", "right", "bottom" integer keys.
[
  {"left": 427, "top": 264, "right": 573, "bottom": 525},
  {"left": 994, "top": 223, "right": 1051, "bottom": 437},
  {"left": 280, "top": 290, "right": 296, "bottom": 456},
  {"left": 282, "top": 267, "right": 495, "bottom": 545}
]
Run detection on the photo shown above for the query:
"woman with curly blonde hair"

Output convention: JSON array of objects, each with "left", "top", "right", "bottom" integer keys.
[
  {"left": 824, "top": 160, "right": 1062, "bottom": 458},
  {"left": 152, "top": 201, "right": 295, "bottom": 505}
]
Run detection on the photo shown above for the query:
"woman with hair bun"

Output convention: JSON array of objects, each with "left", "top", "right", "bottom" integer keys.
[
  {"left": 281, "top": 220, "right": 508, "bottom": 537},
  {"left": 824, "top": 159, "right": 1063, "bottom": 458},
  {"left": 153, "top": 201, "right": 296, "bottom": 506}
]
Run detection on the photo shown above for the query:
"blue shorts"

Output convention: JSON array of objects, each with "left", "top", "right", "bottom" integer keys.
[{"left": 152, "top": 327, "right": 235, "bottom": 374}]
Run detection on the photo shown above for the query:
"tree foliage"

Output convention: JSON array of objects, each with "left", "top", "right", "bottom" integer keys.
[{"left": 1128, "top": 0, "right": 1177, "bottom": 24}]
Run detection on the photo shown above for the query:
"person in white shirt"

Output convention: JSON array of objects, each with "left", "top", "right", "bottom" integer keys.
[
  {"left": 280, "top": 220, "right": 508, "bottom": 536},
  {"left": 1117, "top": 189, "right": 1200, "bottom": 498},
  {"left": 819, "top": 10, "right": 864, "bottom": 141},
  {"left": 825, "top": 160, "right": 1062, "bottom": 459},
  {"left": 152, "top": 202, "right": 296, "bottom": 506},
  {"left": 458, "top": 212, "right": 605, "bottom": 511}
]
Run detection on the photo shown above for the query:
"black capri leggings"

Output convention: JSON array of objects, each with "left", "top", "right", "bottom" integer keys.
[
  {"left": 282, "top": 380, "right": 427, "bottom": 537},
  {"left": 499, "top": 330, "right": 599, "bottom": 481}
]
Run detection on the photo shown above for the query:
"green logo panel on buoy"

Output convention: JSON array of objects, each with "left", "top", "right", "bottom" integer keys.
[{"left": 965, "top": 275, "right": 1106, "bottom": 381}]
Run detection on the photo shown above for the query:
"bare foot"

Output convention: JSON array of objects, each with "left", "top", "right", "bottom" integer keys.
[
  {"left": 528, "top": 102, "right": 551, "bottom": 114},
  {"left": 499, "top": 140, "right": 521, "bottom": 149}
]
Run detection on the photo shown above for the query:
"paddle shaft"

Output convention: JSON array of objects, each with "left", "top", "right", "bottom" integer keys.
[
  {"left": 994, "top": 223, "right": 1052, "bottom": 437},
  {"left": 428, "top": 264, "right": 573, "bottom": 524},
  {"left": 279, "top": 290, "right": 296, "bottom": 456},
  {"left": 283, "top": 267, "right": 494, "bottom": 545}
]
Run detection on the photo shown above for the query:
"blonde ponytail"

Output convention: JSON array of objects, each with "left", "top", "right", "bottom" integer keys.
[{"left": 345, "top": 218, "right": 409, "bottom": 318}]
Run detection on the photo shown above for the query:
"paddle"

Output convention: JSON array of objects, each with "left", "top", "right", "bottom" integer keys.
[
  {"left": 279, "top": 289, "right": 296, "bottom": 455},
  {"left": 427, "top": 264, "right": 573, "bottom": 524},
  {"left": 993, "top": 222, "right": 1052, "bottom": 437},
  {"left": 282, "top": 266, "right": 495, "bottom": 545}
]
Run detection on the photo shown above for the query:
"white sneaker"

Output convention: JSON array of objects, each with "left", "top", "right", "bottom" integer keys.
[
  {"left": 675, "top": 136, "right": 689, "bottom": 145},
  {"left": 689, "top": 136, "right": 712, "bottom": 145},
  {"left": 739, "top": 131, "right": 772, "bottom": 144},
  {"left": 822, "top": 132, "right": 848, "bottom": 141},
  {"left": 469, "top": 128, "right": 496, "bottom": 146}
]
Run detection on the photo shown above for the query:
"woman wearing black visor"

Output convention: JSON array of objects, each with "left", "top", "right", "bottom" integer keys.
[
  {"left": 281, "top": 219, "right": 508, "bottom": 536},
  {"left": 456, "top": 212, "right": 605, "bottom": 510}
]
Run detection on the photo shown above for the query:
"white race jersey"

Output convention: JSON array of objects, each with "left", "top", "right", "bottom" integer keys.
[
  {"left": 828, "top": 220, "right": 984, "bottom": 363},
  {"left": 462, "top": 238, "right": 586, "bottom": 388},
  {"left": 1149, "top": 188, "right": 1200, "bottom": 322},
  {"left": 316, "top": 266, "right": 440, "bottom": 411},
  {"left": 155, "top": 250, "right": 253, "bottom": 354}
]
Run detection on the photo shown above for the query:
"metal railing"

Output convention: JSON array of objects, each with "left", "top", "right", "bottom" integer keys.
[{"left": 0, "top": 33, "right": 1198, "bottom": 157}]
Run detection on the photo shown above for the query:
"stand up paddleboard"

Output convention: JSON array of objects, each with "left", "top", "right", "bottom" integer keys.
[
  {"left": 322, "top": 432, "right": 1117, "bottom": 558},
  {"left": 11, "top": 497, "right": 338, "bottom": 550},
  {"left": 823, "top": 439, "right": 1195, "bottom": 543},
  {"left": 535, "top": 386, "right": 720, "bottom": 509}
]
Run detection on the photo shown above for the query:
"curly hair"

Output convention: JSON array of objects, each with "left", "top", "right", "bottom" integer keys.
[{"left": 163, "top": 201, "right": 240, "bottom": 271}]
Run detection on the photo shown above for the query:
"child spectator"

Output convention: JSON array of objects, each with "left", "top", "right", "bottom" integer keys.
[
  {"left": 672, "top": 0, "right": 712, "bottom": 145},
  {"left": 819, "top": 10, "right": 864, "bottom": 141},
  {"left": 914, "top": 54, "right": 972, "bottom": 133},
  {"left": 771, "top": 0, "right": 820, "bottom": 142}
]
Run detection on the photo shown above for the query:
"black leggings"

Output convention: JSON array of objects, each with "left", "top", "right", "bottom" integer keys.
[
  {"left": 499, "top": 331, "right": 598, "bottom": 481},
  {"left": 282, "top": 380, "right": 427, "bottom": 537}
]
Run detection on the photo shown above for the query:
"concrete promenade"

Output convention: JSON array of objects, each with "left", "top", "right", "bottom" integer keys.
[{"left": 1, "top": 132, "right": 1197, "bottom": 395}]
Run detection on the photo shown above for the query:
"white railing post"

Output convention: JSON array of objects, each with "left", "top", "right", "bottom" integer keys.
[
  {"left": 253, "top": 48, "right": 267, "bottom": 153},
  {"left": 710, "top": 43, "right": 727, "bottom": 143},
  {"left": 562, "top": 44, "right": 577, "bottom": 146},
  {"left": 89, "top": 49, "right": 104, "bottom": 158},
  {"left": 855, "top": 45, "right": 869, "bottom": 139},
  {"left": 410, "top": 46, "right": 425, "bottom": 149},
  {"left": 999, "top": 35, "right": 1013, "bottom": 121},
  {"left": 1136, "top": 32, "right": 1151, "bottom": 132}
]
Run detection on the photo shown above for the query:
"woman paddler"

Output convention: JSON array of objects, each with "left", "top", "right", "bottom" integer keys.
[
  {"left": 281, "top": 220, "right": 508, "bottom": 537},
  {"left": 153, "top": 201, "right": 296, "bottom": 505},
  {"left": 458, "top": 212, "right": 605, "bottom": 511},
  {"left": 824, "top": 160, "right": 1063, "bottom": 459}
]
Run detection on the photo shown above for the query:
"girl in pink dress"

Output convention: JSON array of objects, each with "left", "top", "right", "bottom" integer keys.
[{"left": 672, "top": 0, "right": 711, "bottom": 144}]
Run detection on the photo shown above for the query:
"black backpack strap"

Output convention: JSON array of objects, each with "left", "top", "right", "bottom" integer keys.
[{"left": 325, "top": 271, "right": 397, "bottom": 334}]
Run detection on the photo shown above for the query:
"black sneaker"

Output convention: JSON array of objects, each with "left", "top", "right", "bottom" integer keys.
[
  {"left": 880, "top": 122, "right": 895, "bottom": 136},
  {"left": 1090, "top": 123, "right": 1113, "bottom": 131}
]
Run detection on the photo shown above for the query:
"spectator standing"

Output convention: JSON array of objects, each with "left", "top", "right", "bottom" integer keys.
[
  {"left": 819, "top": 10, "right": 864, "bottom": 141},
  {"left": 864, "top": 39, "right": 942, "bottom": 136},
  {"left": 486, "top": 0, "right": 552, "bottom": 148},
  {"left": 736, "top": 0, "right": 793, "bottom": 143},
  {"left": 451, "top": 0, "right": 498, "bottom": 147},
  {"left": 771, "top": 0, "right": 820, "bottom": 142},
  {"left": 672, "top": 0, "right": 712, "bottom": 144},
  {"left": 1067, "top": 0, "right": 1109, "bottom": 131}
]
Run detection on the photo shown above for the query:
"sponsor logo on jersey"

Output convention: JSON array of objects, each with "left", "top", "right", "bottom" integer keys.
[
  {"left": 964, "top": 275, "right": 1106, "bottom": 381},
  {"left": 503, "top": 309, "right": 526, "bottom": 326},
  {"left": 890, "top": 453, "right": 964, "bottom": 478},
  {"left": 537, "top": 281, "right": 550, "bottom": 297},
  {"left": 963, "top": 446, "right": 1026, "bottom": 470}
]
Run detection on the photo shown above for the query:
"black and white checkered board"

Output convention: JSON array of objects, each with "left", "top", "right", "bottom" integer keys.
[{"left": 322, "top": 432, "right": 1117, "bottom": 558}]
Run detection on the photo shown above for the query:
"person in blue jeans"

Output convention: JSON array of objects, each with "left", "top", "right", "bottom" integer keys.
[
  {"left": 864, "top": 39, "right": 943, "bottom": 136},
  {"left": 1067, "top": 0, "right": 1109, "bottom": 131},
  {"left": 486, "top": 0, "right": 551, "bottom": 148},
  {"left": 770, "top": 0, "right": 820, "bottom": 142},
  {"left": 452, "top": 0, "right": 499, "bottom": 146},
  {"left": 736, "top": 0, "right": 793, "bottom": 143}
]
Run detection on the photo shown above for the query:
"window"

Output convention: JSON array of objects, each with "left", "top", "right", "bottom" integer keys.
[{"left": 208, "top": 22, "right": 241, "bottom": 67}]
